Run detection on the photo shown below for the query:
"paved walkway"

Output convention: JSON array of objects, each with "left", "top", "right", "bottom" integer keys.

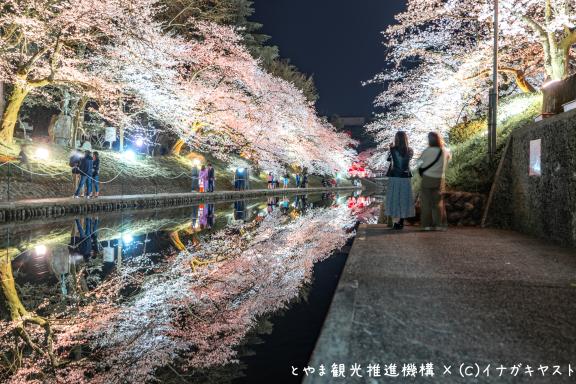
[{"left": 305, "top": 225, "right": 576, "bottom": 383}]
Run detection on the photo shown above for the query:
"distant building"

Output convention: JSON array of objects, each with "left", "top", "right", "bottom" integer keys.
[{"left": 335, "top": 116, "right": 375, "bottom": 152}]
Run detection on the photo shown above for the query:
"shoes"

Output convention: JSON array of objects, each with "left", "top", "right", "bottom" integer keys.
[
  {"left": 421, "top": 227, "right": 433, "bottom": 231},
  {"left": 73, "top": 195, "right": 80, "bottom": 199},
  {"left": 392, "top": 222, "right": 404, "bottom": 230}
]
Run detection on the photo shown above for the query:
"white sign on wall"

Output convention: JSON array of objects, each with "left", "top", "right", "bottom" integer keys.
[
  {"left": 529, "top": 139, "right": 541, "bottom": 177},
  {"left": 105, "top": 127, "right": 117, "bottom": 143}
]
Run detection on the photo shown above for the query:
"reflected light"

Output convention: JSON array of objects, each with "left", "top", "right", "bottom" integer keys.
[{"left": 35, "top": 244, "right": 47, "bottom": 256}]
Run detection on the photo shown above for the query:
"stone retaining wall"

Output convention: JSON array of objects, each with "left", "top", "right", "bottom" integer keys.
[
  {"left": 0, "top": 187, "right": 358, "bottom": 224},
  {"left": 484, "top": 109, "right": 576, "bottom": 247}
]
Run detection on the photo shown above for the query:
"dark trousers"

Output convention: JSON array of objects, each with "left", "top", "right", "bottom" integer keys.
[
  {"left": 420, "top": 176, "right": 446, "bottom": 228},
  {"left": 208, "top": 179, "right": 215, "bottom": 192}
]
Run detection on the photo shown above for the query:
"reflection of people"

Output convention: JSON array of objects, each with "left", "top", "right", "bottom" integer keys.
[
  {"left": 417, "top": 132, "right": 451, "bottom": 231},
  {"left": 191, "top": 205, "right": 200, "bottom": 229},
  {"left": 280, "top": 197, "right": 290, "bottom": 214},
  {"left": 207, "top": 204, "right": 215, "bottom": 228},
  {"left": 234, "top": 200, "right": 246, "bottom": 221}
]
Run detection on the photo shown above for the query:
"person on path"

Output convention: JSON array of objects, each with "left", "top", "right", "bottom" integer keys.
[
  {"left": 191, "top": 164, "right": 200, "bottom": 192},
  {"left": 199, "top": 165, "right": 208, "bottom": 193},
  {"left": 70, "top": 150, "right": 82, "bottom": 193},
  {"left": 417, "top": 132, "right": 451, "bottom": 231},
  {"left": 17, "top": 145, "right": 32, "bottom": 181},
  {"left": 267, "top": 172, "right": 274, "bottom": 189},
  {"left": 74, "top": 150, "right": 93, "bottom": 198},
  {"left": 283, "top": 172, "right": 289, "bottom": 189},
  {"left": 207, "top": 163, "right": 215, "bottom": 192},
  {"left": 295, "top": 173, "right": 301, "bottom": 188},
  {"left": 385, "top": 131, "right": 415, "bottom": 230},
  {"left": 91, "top": 151, "right": 100, "bottom": 198},
  {"left": 300, "top": 174, "right": 308, "bottom": 189}
]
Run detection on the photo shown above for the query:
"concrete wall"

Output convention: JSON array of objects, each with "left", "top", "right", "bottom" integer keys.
[{"left": 485, "top": 109, "right": 576, "bottom": 246}]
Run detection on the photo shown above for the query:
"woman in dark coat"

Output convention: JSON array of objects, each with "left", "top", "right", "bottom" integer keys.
[{"left": 385, "top": 131, "right": 415, "bottom": 229}]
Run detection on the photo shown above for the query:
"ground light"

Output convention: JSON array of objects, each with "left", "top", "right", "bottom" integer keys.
[
  {"left": 135, "top": 137, "right": 145, "bottom": 147},
  {"left": 122, "top": 150, "right": 136, "bottom": 162},
  {"left": 35, "top": 147, "right": 49, "bottom": 160}
]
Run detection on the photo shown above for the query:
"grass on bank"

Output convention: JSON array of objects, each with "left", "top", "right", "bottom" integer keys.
[
  {"left": 445, "top": 93, "right": 542, "bottom": 193},
  {"left": 0, "top": 141, "right": 349, "bottom": 199}
]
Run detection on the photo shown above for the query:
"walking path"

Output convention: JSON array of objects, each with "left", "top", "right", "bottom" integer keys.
[
  {"left": 0, "top": 186, "right": 358, "bottom": 223},
  {"left": 305, "top": 225, "right": 576, "bottom": 383}
]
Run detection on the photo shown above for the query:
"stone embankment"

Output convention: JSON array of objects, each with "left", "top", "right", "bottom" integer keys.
[{"left": 0, "top": 187, "right": 359, "bottom": 223}]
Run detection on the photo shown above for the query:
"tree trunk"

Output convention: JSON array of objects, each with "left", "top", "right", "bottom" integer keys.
[
  {"left": 548, "top": 46, "right": 568, "bottom": 80},
  {"left": 70, "top": 95, "right": 88, "bottom": 147},
  {"left": 0, "top": 83, "right": 29, "bottom": 144},
  {"left": 0, "top": 255, "right": 29, "bottom": 320},
  {"left": 171, "top": 139, "right": 186, "bottom": 155}
]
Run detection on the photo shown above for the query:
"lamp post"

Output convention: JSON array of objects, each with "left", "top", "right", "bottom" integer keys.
[{"left": 488, "top": 0, "right": 499, "bottom": 160}]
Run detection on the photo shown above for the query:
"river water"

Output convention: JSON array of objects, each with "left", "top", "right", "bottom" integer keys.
[{"left": 0, "top": 192, "right": 379, "bottom": 383}]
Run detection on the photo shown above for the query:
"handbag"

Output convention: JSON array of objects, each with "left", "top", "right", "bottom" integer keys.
[{"left": 418, "top": 149, "right": 443, "bottom": 177}]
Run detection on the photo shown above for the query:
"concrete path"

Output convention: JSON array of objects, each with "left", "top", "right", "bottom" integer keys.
[
  {"left": 0, "top": 187, "right": 358, "bottom": 223},
  {"left": 305, "top": 225, "right": 576, "bottom": 383}
]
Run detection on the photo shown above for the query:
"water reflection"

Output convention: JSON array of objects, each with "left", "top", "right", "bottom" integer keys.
[{"left": 0, "top": 193, "right": 378, "bottom": 383}]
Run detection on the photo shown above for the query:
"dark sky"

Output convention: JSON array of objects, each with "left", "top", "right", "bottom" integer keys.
[{"left": 251, "top": 1, "right": 407, "bottom": 118}]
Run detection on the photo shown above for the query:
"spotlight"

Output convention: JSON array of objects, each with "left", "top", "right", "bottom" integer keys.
[
  {"left": 35, "top": 147, "right": 49, "bottom": 160},
  {"left": 135, "top": 137, "right": 144, "bottom": 147},
  {"left": 123, "top": 150, "right": 136, "bottom": 161},
  {"left": 122, "top": 233, "right": 134, "bottom": 244}
]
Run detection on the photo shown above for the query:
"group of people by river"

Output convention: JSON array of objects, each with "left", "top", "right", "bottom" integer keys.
[
  {"left": 70, "top": 150, "right": 100, "bottom": 199},
  {"left": 385, "top": 131, "right": 451, "bottom": 231}
]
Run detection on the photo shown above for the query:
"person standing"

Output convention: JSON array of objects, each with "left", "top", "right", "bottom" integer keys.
[
  {"left": 70, "top": 151, "right": 82, "bottom": 193},
  {"left": 17, "top": 144, "right": 32, "bottom": 181},
  {"left": 91, "top": 152, "right": 100, "bottom": 198},
  {"left": 418, "top": 132, "right": 451, "bottom": 231},
  {"left": 295, "top": 173, "right": 301, "bottom": 188},
  {"left": 301, "top": 174, "right": 308, "bottom": 189},
  {"left": 199, "top": 165, "right": 208, "bottom": 193},
  {"left": 283, "top": 172, "right": 289, "bottom": 189},
  {"left": 74, "top": 150, "right": 93, "bottom": 198},
  {"left": 191, "top": 164, "right": 200, "bottom": 192},
  {"left": 385, "top": 131, "right": 415, "bottom": 230},
  {"left": 207, "top": 163, "right": 215, "bottom": 192},
  {"left": 267, "top": 172, "right": 274, "bottom": 190}
]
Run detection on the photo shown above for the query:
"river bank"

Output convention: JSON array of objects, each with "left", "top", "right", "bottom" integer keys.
[{"left": 0, "top": 186, "right": 360, "bottom": 223}]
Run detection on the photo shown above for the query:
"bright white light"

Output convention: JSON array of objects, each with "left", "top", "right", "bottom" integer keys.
[
  {"left": 35, "top": 244, "right": 47, "bottom": 256},
  {"left": 135, "top": 138, "right": 144, "bottom": 147},
  {"left": 35, "top": 147, "right": 49, "bottom": 160},
  {"left": 122, "top": 233, "right": 134, "bottom": 244},
  {"left": 192, "top": 159, "right": 201, "bottom": 167},
  {"left": 123, "top": 150, "right": 136, "bottom": 161},
  {"left": 237, "top": 168, "right": 245, "bottom": 174}
]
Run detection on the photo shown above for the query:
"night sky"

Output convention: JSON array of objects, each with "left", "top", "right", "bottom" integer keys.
[{"left": 252, "top": 1, "right": 407, "bottom": 118}]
